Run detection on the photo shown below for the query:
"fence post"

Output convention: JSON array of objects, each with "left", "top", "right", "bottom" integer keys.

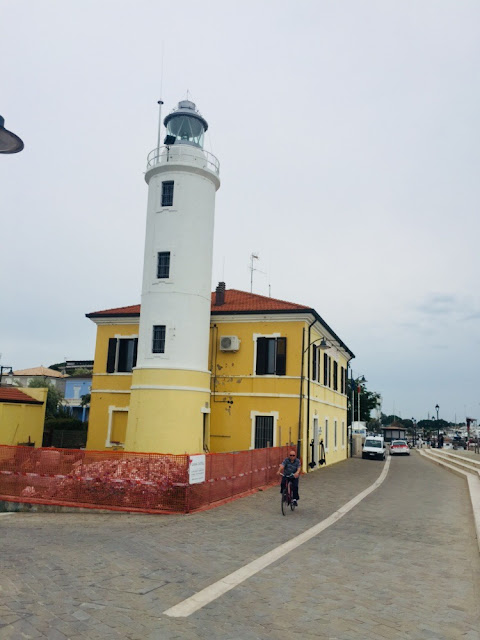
[{"left": 185, "top": 455, "right": 190, "bottom": 514}]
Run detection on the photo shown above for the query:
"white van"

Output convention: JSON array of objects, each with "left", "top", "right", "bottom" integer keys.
[{"left": 362, "top": 436, "right": 385, "bottom": 461}]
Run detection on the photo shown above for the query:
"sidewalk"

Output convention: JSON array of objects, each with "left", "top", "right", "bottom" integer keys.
[{"left": 1, "top": 453, "right": 479, "bottom": 639}]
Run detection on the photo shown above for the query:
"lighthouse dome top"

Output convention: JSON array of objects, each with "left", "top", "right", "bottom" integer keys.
[{"left": 164, "top": 100, "right": 208, "bottom": 148}]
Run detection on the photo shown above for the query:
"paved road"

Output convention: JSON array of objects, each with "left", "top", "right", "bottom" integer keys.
[{"left": 1, "top": 452, "right": 479, "bottom": 639}]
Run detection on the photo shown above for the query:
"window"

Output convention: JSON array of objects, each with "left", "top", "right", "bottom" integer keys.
[
  {"left": 334, "top": 420, "right": 338, "bottom": 448},
  {"left": 323, "top": 353, "right": 331, "bottom": 387},
  {"left": 157, "top": 252, "right": 170, "bottom": 279},
  {"left": 333, "top": 361, "right": 338, "bottom": 391},
  {"left": 161, "top": 181, "right": 174, "bottom": 206},
  {"left": 152, "top": 325, "right": 166, "bottom": 353},
  {"left": 341, "top": 367, "right": 344, "bottom": 394},
  {"left": 106, "top": 338, "right": 138, "bottom": 373},
  {"left": 254, "top": 416, "right": 274, "bottom": 448},
  {"left": 342, "top": 420, "right": 345, "bottom": 446},
  {"left": 312, "top": 345, "right": 321, "bottom": 381},
  {"left": 255, "top": 337, "right": 286, "bottom": 375},
  {"left": 325, "top": 419, "right": 329, "bottom": 449}
]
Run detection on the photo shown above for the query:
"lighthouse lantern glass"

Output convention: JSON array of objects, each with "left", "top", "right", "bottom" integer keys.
[{"left": 166, "top": 115, "right": 205, "bottom": 148}]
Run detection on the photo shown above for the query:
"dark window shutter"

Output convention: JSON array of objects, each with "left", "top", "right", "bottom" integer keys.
[
  {"left": 276, "top": 337, "right": 287, "bottom": 375},
  {"left": 133, "top": 338, "right": 138, "bottom": 368},
  {"left": 106, "top": 338, "right": 117, "bottom": 373},
  {"left": 323, "top": 352, "right": 328, "bottom": 386},
  {"left": 312, "top": 345, "right": 317, "bottom": 381},
  {"left": 256, "top": 337, "right": 268, "bottom": 375}
]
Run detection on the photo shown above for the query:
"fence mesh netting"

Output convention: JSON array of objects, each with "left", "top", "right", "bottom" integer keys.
[{"left": 0, "top": 445, "right": 291, "bottom": 514}]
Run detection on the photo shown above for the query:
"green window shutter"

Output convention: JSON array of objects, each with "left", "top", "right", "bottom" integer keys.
[
  {"left": 256, "top": 337, "right": 268, "bottom": 375},
  {"left": 106, "top": 338, "right": 117, "bottom": 373},
  {"left": 276, "top": 337, "right": 287, "bottom": 375}
]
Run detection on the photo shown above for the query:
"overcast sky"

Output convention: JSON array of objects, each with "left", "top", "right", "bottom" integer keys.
[{"left": 1, "top": 0, "right": 479, "bottom": 424}]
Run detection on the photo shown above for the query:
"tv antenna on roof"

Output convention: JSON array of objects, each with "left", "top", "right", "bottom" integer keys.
[{"left": 249, "top": 253, "right": 265, "bottom": 293}]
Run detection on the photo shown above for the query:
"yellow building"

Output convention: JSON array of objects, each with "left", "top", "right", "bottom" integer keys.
[
  {"left": 0, "top": 386, "right": 47, "bottom": 447},
  {"left": 86, "top": 285, "right": 354, "bottom": 472}
]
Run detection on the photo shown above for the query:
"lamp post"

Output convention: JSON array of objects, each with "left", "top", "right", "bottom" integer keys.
[
  {"left": 435, "top": 404, "right": 440, "bottom": 448},
  {"left": 357, "top": 375, "right": 367, "bottom": 423},
  {"left": 304, "top": 329, "right": 330, "bottom": 467},
  {"left": 0, "top": 366, "right": 13, "bottom": 386},
  {"left": 0, "top": 116, "right": 24, "bottom": 154},
  {"left": 411, "top": 417, "right": 417, "bottom": 447}
]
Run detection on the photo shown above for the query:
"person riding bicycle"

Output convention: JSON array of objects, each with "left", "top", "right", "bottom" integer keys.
[{"left": 278, "top": 450, "right": 301, "bottom": 506}]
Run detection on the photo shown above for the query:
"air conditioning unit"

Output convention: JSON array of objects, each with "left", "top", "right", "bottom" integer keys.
[{"left": 220, "top": 335, "right": 240, "bottom": 352}]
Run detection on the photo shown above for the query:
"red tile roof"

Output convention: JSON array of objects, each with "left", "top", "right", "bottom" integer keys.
[
  {"left": 0, "top": 387, "right": 43, "bottom": 405},
  {"left": 86, "top": 288, "right": 354, "bottom": 357},
  {"left": 86, "top": 290, "right": 310, "bottom": 318}
]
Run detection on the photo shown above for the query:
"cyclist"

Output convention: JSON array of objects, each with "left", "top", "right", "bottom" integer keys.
[{"left": 278, "top": 450, "right": 301, "bottom": 506}]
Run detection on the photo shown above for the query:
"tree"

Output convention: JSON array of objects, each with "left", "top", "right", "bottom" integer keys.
[
  {"left": 347, "top": 377, "right": 382, "bottom": 425},
  {"left": 28, "top": 378, "right": 64, "bottom": 418}
]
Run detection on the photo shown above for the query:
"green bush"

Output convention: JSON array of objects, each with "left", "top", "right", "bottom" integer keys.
[{"left": 45, "top": 417, "right": 86, "bottom": 432}]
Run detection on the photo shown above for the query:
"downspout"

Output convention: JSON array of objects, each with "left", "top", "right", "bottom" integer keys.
[
  {"left": 297, "top": 328, "right": 305, "bottom": 458},
  {"left": 349, "top": 363, "right": 354, "bottom": 457},
  {"left": 305, "top": 318, "right": 316, "bottom": 470}
]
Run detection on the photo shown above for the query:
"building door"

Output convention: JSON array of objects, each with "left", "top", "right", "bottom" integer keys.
[{"left": 255, "top": 416, "right": 274, "bottom": 448}]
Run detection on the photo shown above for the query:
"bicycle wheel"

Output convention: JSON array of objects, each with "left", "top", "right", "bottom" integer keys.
[
  {"left": 281, "top": 490, "right": 287, "bottom": 516},
  {"left": 290, "top": 486, "right": 296, "bottom": 511}
]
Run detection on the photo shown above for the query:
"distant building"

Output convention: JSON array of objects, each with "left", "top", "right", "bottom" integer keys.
[
  {"left": 0, "top": 386, "right": 47, "bottom": 446},
  {"left": 63, "top": 375, "right": 91, "bottom": 422},
  {"left": 13, "top": 366, "right": 68, "bottom": 395}
]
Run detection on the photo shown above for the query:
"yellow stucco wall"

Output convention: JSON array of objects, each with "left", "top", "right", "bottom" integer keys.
[
  {"left": 86, "top": 315, "right": 351, "bottom": 471},
  {"left": 86, "top": 322, "right": 137, "bottom": 451},
  {"left": 210, "top": 319, "right": 349, "bottom": 471},
  {"left": 0, "top": 387, "right": 47, "bottom": 447},
  {"left": 126, "top": 368, "right": 210, "bottom": 454}
]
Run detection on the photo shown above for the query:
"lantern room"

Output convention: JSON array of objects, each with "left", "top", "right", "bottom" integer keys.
[{"left": 164, "top": 100, "right": 208, "bottom": 148}]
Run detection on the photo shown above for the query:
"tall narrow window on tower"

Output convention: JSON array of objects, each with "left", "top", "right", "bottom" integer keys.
[
  {"left": 152, "top": 325, "right": 166, "bottom": 353},
  {"left": 161, "top": 181, "right": 174, "bottom": 207},
  {"left": 157, "top": 252, "right": 170, "bottom": 279}
]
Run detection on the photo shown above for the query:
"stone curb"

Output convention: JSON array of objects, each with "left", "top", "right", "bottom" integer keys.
[{"left": 419, "top": 449, "right": 480, "bottom": 555}]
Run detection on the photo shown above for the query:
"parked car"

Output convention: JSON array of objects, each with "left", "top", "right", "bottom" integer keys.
[
  {"left": 362, "top": 436, "right": 386, "bottom": 460},
  {"left": 390, "top": 440, "right": 410, "bottom": 455}
]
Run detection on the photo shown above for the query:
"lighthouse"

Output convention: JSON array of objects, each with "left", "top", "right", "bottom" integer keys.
[{"left": 125, "top": 100, "right": 220, "bottom": 454}]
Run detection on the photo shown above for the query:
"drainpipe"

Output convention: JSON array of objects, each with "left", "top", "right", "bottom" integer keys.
[
  {"left": 305, "top": 318, "right": 316, "bottom": 470},
  {"left": 297, "top": 328, "right": 305, "bottom": 458}
]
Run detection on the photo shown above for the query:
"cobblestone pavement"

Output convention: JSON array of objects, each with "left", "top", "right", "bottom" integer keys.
[{"left": 1, "top": 452, "right": 479, "bottom": 639}]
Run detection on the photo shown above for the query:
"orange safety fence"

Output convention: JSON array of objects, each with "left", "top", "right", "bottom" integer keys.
[{"left": 0, "top": 445, "right": 292, "bottom": 514}]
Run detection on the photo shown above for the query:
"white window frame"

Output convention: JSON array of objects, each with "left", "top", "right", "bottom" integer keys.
[
  {"left": 250, "top": 410, "right": 279, "bottom": 449},
  {"left": 342, "top": 420, "right": 345, "bottom": 448},
  {"left": 105, "top": 406, "right": 129, "bottom": 448},
  {"left": 253, "top": 332, "right": 281, "bottom": 377},
  {"left": 109, "top": 334, "right": 138, "bottom": 374},
  {"left": 334, "top": 419, "right": 338, "bottom": 450},
  {"left": 325, "top": 418, "right": 329, "bottom": 452}
]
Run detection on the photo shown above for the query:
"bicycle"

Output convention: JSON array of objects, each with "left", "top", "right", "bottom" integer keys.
[{"left": 280, "top": 473, "right": 297, "bottom": 515}]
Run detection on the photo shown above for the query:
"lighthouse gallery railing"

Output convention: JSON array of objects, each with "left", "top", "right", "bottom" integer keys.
[{"left": 146, "top": 145, "right": 220, "bottom": 175}]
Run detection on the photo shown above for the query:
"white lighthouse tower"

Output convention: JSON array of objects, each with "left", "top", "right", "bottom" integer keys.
[{"left": 125, "top": 100, "right": 220, "bottom": 454}]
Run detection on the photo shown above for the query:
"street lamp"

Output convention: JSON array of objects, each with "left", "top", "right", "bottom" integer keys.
[
  {"left": 298, "top": 324, "right": 331, "bottom": 465},
  {"left": 357, "top": 375, "right": 367, "bottom": 424},
  {"left": 0, "top": 116, "right": 24, "bottom": 154},
  {"left": 435, "top": 404, "right": 441, "bottom": 448},
  {"left": 412, "top": 417, "right": 417, "bottom": 447}
]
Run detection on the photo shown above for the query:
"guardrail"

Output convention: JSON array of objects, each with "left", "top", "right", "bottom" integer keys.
[{"left": 146, "top": 145, "right": 220, "bottom": 175}]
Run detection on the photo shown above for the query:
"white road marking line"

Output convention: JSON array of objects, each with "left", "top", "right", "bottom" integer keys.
[
  {"left": 0, "top": 512, "right": 15, "bottom": 517},
  {"left": 164, "top": 456, "right": 392, "bottom": 618}
]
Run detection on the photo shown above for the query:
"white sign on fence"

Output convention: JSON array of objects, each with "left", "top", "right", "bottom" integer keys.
[{"left": 188, "top": 454, "right": 206, "bottom": 484}]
